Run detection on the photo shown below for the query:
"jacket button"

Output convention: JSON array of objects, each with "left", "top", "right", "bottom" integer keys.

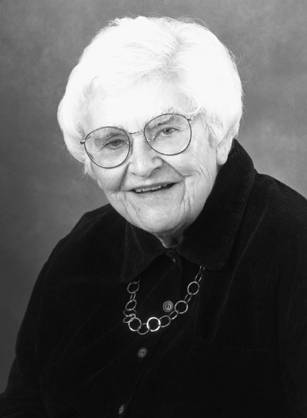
[
  {"left": 167, "top": 250, "right": 177, "bottom": 263},
  {"left": 137, "top": 347, "right": 148, "bottom": 358},
  {"left": 118, "top": 403, "right": 125, "bottom": 415}
]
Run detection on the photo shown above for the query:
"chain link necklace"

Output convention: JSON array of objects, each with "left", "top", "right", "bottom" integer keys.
[{"left": 123, "top": 265, "right": 205, "bottom": 335}]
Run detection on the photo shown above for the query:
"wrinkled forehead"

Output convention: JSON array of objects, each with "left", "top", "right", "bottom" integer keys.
[{"left": 83, "top": 78, "right": 196, "bottom": 133}]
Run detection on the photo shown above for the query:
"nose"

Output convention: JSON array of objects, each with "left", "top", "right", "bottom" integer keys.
[{"left": 128, "top": 133, "right": 163, "bottom": 177}]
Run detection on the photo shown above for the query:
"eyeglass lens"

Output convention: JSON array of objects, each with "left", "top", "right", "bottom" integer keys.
[{"left": 84, "top": 113, "right": 191, "bottom": 168}]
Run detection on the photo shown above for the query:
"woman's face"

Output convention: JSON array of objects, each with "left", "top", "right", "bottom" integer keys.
[{"left": 84, "top": 79, "right": 226, "bottom": 246}]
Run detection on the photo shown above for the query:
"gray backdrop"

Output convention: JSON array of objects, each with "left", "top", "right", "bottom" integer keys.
[{"left": 0, "top": 0, "right": 306, "bottom": 391}]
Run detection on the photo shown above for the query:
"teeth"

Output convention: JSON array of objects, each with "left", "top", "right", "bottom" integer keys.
[{"left": 134, "top": 184, "right": 171, "bottom": 193}]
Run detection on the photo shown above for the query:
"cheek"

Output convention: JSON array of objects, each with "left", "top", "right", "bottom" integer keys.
[
  {"left": 92, "top": 166, "right": 123, "bottom": 195},
  {"left": 174, "top": 149, "right": 216, "bottom": 181},
  {"left": 190, "top": 140, "right": 218, "bottom": 179},
  {"left": 178, "top": 154, "right": 218, "bottom": 205}
]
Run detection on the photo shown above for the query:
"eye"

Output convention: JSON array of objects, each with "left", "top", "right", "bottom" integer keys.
[
  {"left": 160, "top": 127, "right": 177, "bottom": 136},
  {"left": 104, "top": 139, "right": 126, "bottom": 149},
  {"left": 103, "top": 137, "right": 128, "bottom": 150}
]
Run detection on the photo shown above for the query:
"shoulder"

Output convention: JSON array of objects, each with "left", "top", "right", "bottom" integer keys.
[
  {"left": 15, "top": 205, "right": 126, "bottom": 370},
  {"left": 40, "top": 204, "right": 126, "bottom": 290},
  {"left": 254, "top": 173, "right": 307, "bottom": 235},
  {"left": 245, "top": 173, "right": 307, "bottom": 274},
  {"left": 21, "top": 204, "right": 126, "bottom": 344},
  {"left": 69, "top": 203, "right": 124, "bottom": 235},
  {"left": 53, "top": 203, "right": 124, "bottom": 255}
]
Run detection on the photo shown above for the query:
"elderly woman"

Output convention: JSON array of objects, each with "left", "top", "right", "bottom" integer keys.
[{"left": 1, "top": 16, "right": 307, "bottom": 418}]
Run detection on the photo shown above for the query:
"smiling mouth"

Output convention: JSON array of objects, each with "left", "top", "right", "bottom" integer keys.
[{"left": 132, "top": 183, "right": 175, "bottom": 194}]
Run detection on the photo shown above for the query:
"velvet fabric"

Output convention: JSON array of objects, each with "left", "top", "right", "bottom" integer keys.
[{"left": 1, "top": 140, "right": 307, "bottom": 418}]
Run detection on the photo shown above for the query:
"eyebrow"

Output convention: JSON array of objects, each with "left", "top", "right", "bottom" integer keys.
[
  {"left": 144, "top": 108, "right": 182, "bottom": 124},
  {"left": 150, "top": 114, "right": 177, "bottom": 127},
  {"left": 96, "top": 108, "right": 182, "bottom": 133},
  {"left": 140, "top": 107, "right": 181, "bottom": 122}
]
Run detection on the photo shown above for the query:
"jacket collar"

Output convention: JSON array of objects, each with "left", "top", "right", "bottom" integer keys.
[{"left": 120, "top": 139, "right": 256, "bottom": 283}]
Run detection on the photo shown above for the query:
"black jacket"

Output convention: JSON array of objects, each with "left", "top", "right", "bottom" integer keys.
[{"left": 1, "top": 140, "right": 307, "bottom": 418}]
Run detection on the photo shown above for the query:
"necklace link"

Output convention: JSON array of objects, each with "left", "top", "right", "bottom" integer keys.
[{"left": 123, "top": 265, "right": 205, "bottom": 335}]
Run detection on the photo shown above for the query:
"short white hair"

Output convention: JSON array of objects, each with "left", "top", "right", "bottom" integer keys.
[{"left": 57, "top": 16, "right": 243, "bottom": 173}]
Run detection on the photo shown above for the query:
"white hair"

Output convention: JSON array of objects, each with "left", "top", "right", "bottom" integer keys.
[{"left": 57, "top": 16, "right": 243, "bottom": 174}]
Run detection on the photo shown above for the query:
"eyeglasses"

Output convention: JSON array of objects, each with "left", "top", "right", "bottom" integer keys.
[{"left": 80, "top": 113, "right": 195, "bottom": 169}]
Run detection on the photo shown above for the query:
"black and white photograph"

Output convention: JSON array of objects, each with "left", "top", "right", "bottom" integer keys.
[{"left": 0, "top": 1, "right": 307, "bottom": 417}]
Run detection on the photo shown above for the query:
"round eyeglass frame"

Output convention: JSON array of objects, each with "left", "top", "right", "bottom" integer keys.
[{"left": 80, "top": 113, "right": 195, "bottom": 169}]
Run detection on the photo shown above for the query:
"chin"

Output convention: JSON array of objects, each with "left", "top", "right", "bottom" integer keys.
[{"left": 135, "top": 213, "right": 183, "bottom": 237}]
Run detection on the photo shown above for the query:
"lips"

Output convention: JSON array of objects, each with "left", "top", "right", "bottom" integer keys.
[{"left": 132, "top": 183, "right": 175, "bottom": 193}]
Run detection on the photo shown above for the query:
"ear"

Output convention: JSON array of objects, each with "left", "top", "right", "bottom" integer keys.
[{"left": 216, "top": 135, "right": 233, "bottom": 166}]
